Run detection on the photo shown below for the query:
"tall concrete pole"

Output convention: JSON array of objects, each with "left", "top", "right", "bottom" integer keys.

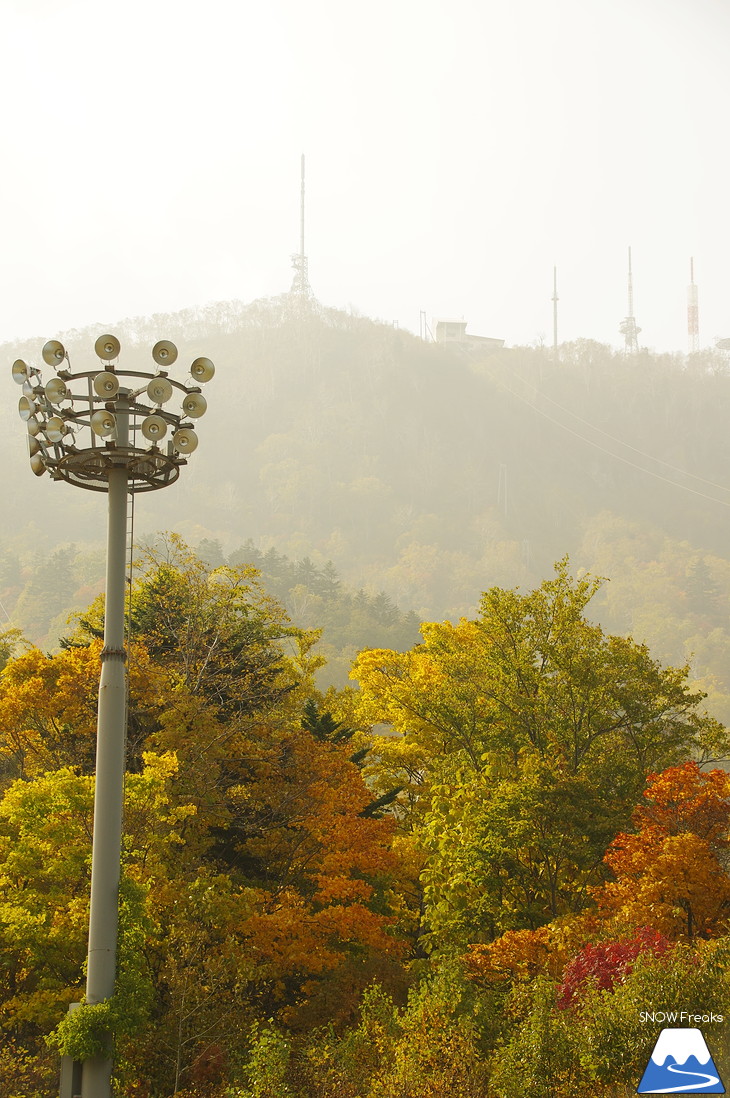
[{"left": 82, "top": 398, "right": 129, "bottom": 1098}]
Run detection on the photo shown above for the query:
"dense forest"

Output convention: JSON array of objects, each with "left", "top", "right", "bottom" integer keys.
[
  {"left": 4, "top": 299, "right": 730, "bottom": 1094},
  {"left": 2, "top": 543, "right": 730, "bottom": 1096}
]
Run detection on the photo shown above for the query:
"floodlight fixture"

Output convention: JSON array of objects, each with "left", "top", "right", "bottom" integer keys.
[
  {"left": 152, "top": 339, "right": 177, "bottom": 366},
  {"left": 90, "top": 410, "right": 117, "bottom": 438},
  {"left": 94, "top": 371, "right": 120, "bottom": 398},
  {"left": 141, "top": 414, "right": 167, "bottom": 441},
  {"left": 146, "top": 376, "right": 173, "bottom": 404},
  {"left": 95, "top": 334, "right": 121, "bottom": 360},
  {"left": 45, "top": 415, "right": 70, "bottom": 443},
  {"left": 29, "top": 452, "right": 47, "bottom": 476},
  {"left": 12, "top": 359, "right": 36, "bottom": 385},
  {"left": 181, "top": 392, "right": 207, "bottom": 419},
  {"left": 18, "top": 395, "right": 39, "bottom": 421},
  {"left": 172, "top": 427, "right": 198, "bottom": 453},
  {"left": 45, "top": 377, "right": 69, "bottom": 404},
  {"left": 42, "top": 339, "right": 66, "bottom": 366},
  {"left": 190, "top": 356, "right": 215, "bottom": 382}
]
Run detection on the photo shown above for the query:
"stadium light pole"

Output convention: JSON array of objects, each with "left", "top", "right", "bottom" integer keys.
[{"left": 12, "top": 335, "right": 214, "bottom": 1098}]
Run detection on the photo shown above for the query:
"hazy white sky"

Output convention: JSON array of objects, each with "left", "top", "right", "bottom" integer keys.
[{"left": 1, "top": 0, "right": 728, "bottom": 352}]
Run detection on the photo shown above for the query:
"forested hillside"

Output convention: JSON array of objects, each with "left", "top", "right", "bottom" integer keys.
[{"left": 4, "top": 296, "right": 730, "bottom": 711}]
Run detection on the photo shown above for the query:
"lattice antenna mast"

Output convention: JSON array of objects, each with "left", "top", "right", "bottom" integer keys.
[
  {"left": 290, "top": 153, "right": 312, "bottom": 298},
  {"left": 619, "top": 245, "right": 641, "bottom": 353},
  {"left": 688, "top": 256, "right": 699, "bottom": 354},
  {"left": 552, "top": 266, "right": 559, "bottom": 359}
]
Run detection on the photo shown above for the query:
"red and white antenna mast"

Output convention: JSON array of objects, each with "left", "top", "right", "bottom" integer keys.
[{"left": 687, "top": 257, "right": 699, "bottom": 354}]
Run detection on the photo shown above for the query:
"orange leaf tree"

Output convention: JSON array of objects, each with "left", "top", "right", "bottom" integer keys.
[{"left": 595, "top": 762, "right": 730, "bottom": 940}]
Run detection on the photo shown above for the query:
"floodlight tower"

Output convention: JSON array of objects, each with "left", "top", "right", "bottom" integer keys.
[
  {"left": 688, "top": 257, "right": 700, "bottom": 354},
  {"left": 619, "top": 246, "right": 641, "bottom": 353},
  {"left": 12, "top": 335, "right": 214, "bottom": 1098}
]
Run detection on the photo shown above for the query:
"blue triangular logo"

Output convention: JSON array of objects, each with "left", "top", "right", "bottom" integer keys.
[{"left": 637, "top": 1028, "right": 725, "bottom": 1093}]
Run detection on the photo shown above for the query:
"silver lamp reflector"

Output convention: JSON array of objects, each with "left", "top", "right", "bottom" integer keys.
[
  {"left": 152, "top": 340, "right": 178, "bottom": 366},
  {"left": 45, "top": 416, "right": 67, "bottom": 443},
  {"left": 18, "top": 396, "right": 38, "bottom": 421},
  {"left": 94, "top": 334, "right": 121, "bottom": 361},
  {"left": 45, "top": 377, "right": 69, "bottom": 404},
  {"left": 42, "top": 340, "right": 66, "bottom": 366},
  {"left": 30, "top": 452, "right": 47, "bottom": 476},
  {"left": 141, "top": 414, "right": 168, "bottom": 442},
  {"left": 147, "top": 377, "right": 173, "bottom": 404},
  {"left": 181, "top": 392, "right": 207, "bottom": 419},
  {"left": 190, "top": 357, "right": 215, "bottom": 383},
  {"left": 90, "top": 410, "right": 117, "bottom": 438},
  {"left": 172, "top": 427, "right": 198, "bottom": 453},
  {"left": 12, "top": 359, "right": 30, "bottom": 385},
  {"left": 93, "top": 372, "right": 120, "bottom": 398}
]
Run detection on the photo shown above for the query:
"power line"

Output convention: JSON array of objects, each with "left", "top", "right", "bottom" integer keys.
[
  {"left": 483, "top": 365, "right": 730, "bottom": 510},
  {"left": 524, "top": 381, "right": 730, "bottom": 496}
]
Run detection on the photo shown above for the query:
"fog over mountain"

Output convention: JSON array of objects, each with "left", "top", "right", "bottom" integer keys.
[{"left": 4, "top": 297, "right": 730, "bottom": 713}]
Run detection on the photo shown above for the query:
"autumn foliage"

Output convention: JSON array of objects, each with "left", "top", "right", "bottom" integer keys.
[
  {"left": 556, "top": 927, "right": 673, "bottom": 1009},
  {"left": 595, "top": 762, "right": 730, "bottom": 940},
  {"left": 3, "top": 551, "right": 730, "bottom": 1095}
]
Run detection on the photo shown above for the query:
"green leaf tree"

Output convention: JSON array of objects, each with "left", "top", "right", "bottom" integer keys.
[{"left": 354, "top": 560, "right": 728, "bottom": 946}]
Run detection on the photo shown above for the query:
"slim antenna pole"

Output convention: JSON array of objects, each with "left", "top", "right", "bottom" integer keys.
[
  {"left": 552, "top": 266, "right": 559, "bottom": 359},
  {"left": 688, "top": 256, "right": 699, "bottom": 354},
  {"left": 300, "top": 154, "right": 305, "bottom": 262},
  {"left": 290, "top": 153, "right": 311, "bottom": 299},
  {"left": 619, "top": 245, "right": 641, "bottom": 353}
]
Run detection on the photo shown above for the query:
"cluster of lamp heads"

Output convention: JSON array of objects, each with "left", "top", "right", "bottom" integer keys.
[{"left": 12, "top": 334, "right": 214, "bottom": 480}]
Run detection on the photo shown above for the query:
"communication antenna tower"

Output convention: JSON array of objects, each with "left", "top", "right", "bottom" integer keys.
[
  {"left": 619, "top": 246, "right": 641, "bottom": 353},
  {"left": 419, "top": 310, "right": 433, "bottom": 341},
  {"left": 552, "top": 266, "right": 559, "bottom": 359},
  {"left": 687, "top": 257, "right": 699, "bottom": 354},
  {"left": 290, "top": 153, "right": 312, "bottom": 298}
]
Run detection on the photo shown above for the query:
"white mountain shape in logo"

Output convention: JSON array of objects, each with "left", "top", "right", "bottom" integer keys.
[
  {"left": 651, "top": 1028, "right": 712, "bottom": 1066},
  {"left": 638, "top": 1027, "right": 725, "bottom": 1094}
]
